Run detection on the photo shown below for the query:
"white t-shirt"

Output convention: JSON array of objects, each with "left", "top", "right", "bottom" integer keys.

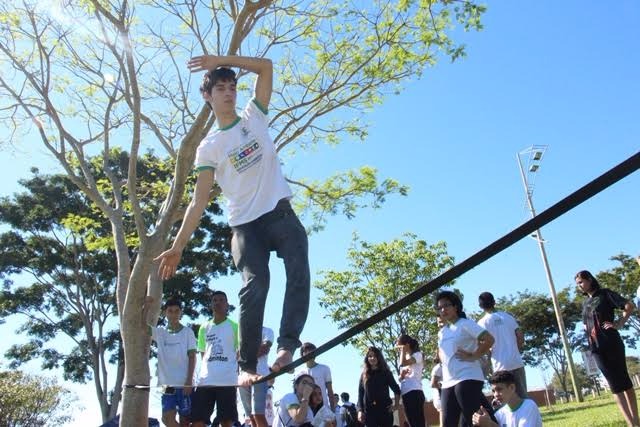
[
  {"left": 298, "top": 363, "right": 333, "bottom": 408},
  {"left": 430, "top": 363, "right": 442, "bottom": 411},
  {"left": 494, "top": 399, "right": 543, "bottom": 427},
  {"left": 312, "top": 404, "right": 336, "bottom": 427},
  {"left": 274, "top": 392, "right": 314, "bottom": 427},
  {"left": 334, "top": 404, "right": 343, "bottom": 427},
  {"left": 477, "top": 311, "right": 524, "bottom": 371},
  {"left": 194, "top": 99, "right": 292, "bottom": 226},
  {"left": 399, "top": 351, "right": 424, "bottom": 395},
  {"left": 151, "top": 325, "right": 197, "bottom": 386},
  {"left": 196, "top": 318, "right": 238, "bottom": 386},
  {"left": 257, "top": 326, "right": 275, "bottom": 376},
  {"left": 438, "top": 318, "right": 487, "bottom": 388}
]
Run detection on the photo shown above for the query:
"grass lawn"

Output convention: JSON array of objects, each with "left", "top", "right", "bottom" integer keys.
[{"left": 541, "top": 393, "right": 628, "bottom": 426}]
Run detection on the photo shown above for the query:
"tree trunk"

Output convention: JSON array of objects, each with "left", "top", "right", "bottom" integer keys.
[{"left": 119, "top": 247, "right": 159, "bottom": 426}]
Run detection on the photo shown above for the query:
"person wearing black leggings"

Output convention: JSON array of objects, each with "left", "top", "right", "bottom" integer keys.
[
  {"left": 396, "top": 334, "right": 425, "bottom": 427},
  {"left": 436, "top": 291, "right": 496, "bottom": 427}
]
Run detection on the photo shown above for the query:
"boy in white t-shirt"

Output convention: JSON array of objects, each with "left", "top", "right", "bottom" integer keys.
[
  {"left": 472, "top": 371, "right": 542, "bottom": 427},
  {"left": 477, "top": 292, "right": 528, "bottom": 398},
  {"left": 156, "top": 55, "right": 310, "bottom": 386},
  {"left": 149, "top": 298, "right": 197, "bottom": 427},
  {"left": 191, "top": 291, "right": 239, "bottom": 427},
  {"left": 298, "top": 342, "right": 335, "bottom": 410}
]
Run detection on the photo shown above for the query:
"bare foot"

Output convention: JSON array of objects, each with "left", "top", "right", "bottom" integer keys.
[
  {"left": 238, "top": 370, "right": 262, "bottom": 387},
  {"left": 271, "top": 349, "right": 294, "bottom": 374}
]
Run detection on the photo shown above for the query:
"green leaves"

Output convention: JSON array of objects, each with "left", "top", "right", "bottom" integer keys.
[
  {"left": 292, "top": 166, "right": 409, "bottom": 233},
  {"left": 0, "top": 370, "right": 74, "bottom": 427},
  {"left": 315, "top": 233, "right": 454, "bottom": 374}
]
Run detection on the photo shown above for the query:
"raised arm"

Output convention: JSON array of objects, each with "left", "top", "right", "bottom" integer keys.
[{"left": 188, "top": 55, "right": 273, "bottom": 108}]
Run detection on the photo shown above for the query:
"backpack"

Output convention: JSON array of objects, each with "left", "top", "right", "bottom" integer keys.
[{"left": 343, "top": 403, "right": 359, "bottom": 427}]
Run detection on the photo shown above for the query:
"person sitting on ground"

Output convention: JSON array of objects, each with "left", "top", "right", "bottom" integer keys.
[
  {"left": 274, "top": 374, "right": 315, "bottom": 427},
  {"left": 309, "top": 385, "right": 337, "bottom": 427},
  {"left": 472, "top": 370, "right": 542, "bottom": 427}
]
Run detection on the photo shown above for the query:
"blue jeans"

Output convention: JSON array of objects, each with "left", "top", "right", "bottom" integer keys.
[
  {"left": 231, "top": 199, "right": 310, "bottom": 372},
  {"left": 161, "top": 388, "right": 191, "bottom": 417}
]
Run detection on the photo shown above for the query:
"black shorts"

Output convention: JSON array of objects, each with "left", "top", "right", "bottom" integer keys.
[
  {"left": 594, "top": 335, "right": 633, "bottom": 394},
  {"left": 190, "top": 386, "right": 238, "bottom": 424}
]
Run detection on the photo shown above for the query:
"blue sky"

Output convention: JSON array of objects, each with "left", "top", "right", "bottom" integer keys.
[{"left": 1, "top": 1, "right": 639, "bottom": 425}]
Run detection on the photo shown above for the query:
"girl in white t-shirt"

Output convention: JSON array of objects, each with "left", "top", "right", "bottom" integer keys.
[
  {"left": 275, "top": 374, "right": 315, "bottom": 427},
  {"left": 436, "top": 291, "right": 496, "bottom": 427},
  {"left": 396, "top": 334, "right": 425, "bottom": 427}
]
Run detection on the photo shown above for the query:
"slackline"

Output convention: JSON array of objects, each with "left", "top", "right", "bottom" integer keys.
[{"left": 256, "top": 150, "right": 640, "bottom": 383}]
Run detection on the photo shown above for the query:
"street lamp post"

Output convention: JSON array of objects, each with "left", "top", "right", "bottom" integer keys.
[{"left": 516, "top": 145, "right": 584, "bottom": 402}]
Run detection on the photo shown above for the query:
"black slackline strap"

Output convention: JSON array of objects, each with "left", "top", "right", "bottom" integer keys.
[
  {"left": 257, "top": 150, "right": 640, "bottom": 384},
  {"left": 124, "top": 384, "right": 151, "bottom": 391}
]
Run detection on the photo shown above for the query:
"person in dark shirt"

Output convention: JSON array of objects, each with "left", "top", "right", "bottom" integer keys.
[
  {"left": 576, "top": 270, "right": 638, "bottom": 427},
  {"left": 357, "top": 347, "right": 400, "bottom": 427}
]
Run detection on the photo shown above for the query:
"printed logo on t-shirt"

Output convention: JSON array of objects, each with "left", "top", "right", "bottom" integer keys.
[
  {"left": 228, "top": 127, "right": 262, "bottom": 173},
  {"left": 206, "top": 332, "right": 230, "bottom": 362}
]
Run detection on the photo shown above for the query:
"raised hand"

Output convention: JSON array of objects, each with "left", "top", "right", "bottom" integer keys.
[
  {"left": 472, "top": 406, "right": 491, "bottom": 426},
  {"left": 187, "top": 55, "right": 221, "bottom": 73}
]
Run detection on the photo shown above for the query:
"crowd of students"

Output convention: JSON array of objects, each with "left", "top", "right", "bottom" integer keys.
[{"left": 148, "top": 288, "right": 543, "bottom": 427}]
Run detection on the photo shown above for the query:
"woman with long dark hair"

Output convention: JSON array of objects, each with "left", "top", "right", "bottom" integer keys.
[
  {"left": 576, "top": 270, "right": 638, "bottom": 426},
  {"left": 396, "top": 334, "right": 425, "bottom": 427},
  {"left": 436, "top": 291, "right": 496, "bottom": 427},
  {"left": 357, "top": 347, "right": 401, "bottom": 427}
]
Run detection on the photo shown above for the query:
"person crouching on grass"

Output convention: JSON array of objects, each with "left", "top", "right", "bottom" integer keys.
[{"left": 472, "top": 371, "right": 542, "bottom": 427}]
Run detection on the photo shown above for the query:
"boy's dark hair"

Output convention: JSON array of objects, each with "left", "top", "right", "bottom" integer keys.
[
  {"left": 211, "top": 290, "right": 228, "bottom": 300},
  {"left": 488, "top": 370, "right": 516, "bottom": 386},
  {"left": 300, "top": 342, "right": 317, "bottom": 355},
  {"left": 163, "top": 298, "right": 182, "bottom": 310},
  {"left": 199, "top": 67, "right": 237, "bottom": 96},
  {"left": 478, "top": 291, "right": 496, "bottom": 310},
  {"left": 340, "top": 392, "right": 349, "bottom": 401}
]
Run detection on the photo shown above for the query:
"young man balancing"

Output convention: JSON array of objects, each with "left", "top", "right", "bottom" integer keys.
[{"left": 155, "top": 55, "right": 310, "bottom": 385}]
